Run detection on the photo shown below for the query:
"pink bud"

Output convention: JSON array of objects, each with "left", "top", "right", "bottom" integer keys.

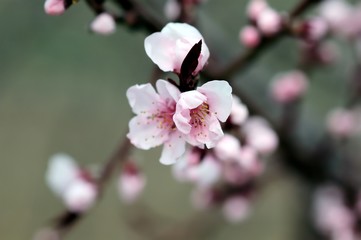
[
  {"left": 63, "top": 179, "right": 97, "bottom": 212},
  {"left": 44, "top": 0, "right": 65, "bottom": 16},
  {"left": 257, "top": 8, "right": 282, "bottom": 36},
  {"left": 188, "top": 154, "right": 221, "bottom": 188},
  {"left": 191, "top": 187, "right": 214, "bottom": 210},
  {"left": 230, "top": 95, "right": 249, "bottom": 125},
  {"left": 243, "top": 117, "right": 279, "bottom": 155},
  {"left": 240, "top": 26, "right": 261, "bottom": 48},
  {"left": 164, "top": 0, "right": 181, "bottom": 20},
  {"left": 270, "top": 70, "right": 308, "bottom": 103},
  {"left": 214, "top": 134, "right": 242, "bottom": 161},
  {"left": 326, "top": 108, "right": 357, "bottom": 138},
  {"left": 318, "top": 0, "right": 352, "bottom": 31},
  {"left": 300, "top": 18, "right": 329, "bottom": 41},
  {"left": 90, "top": 13, "right": 116, "bottom": 35},
  {"left": 222, "top": 196, "right": 251, "bottom": 223},
  {"left": 247, "top": 0, "right": 268, "bottom": 21},
  {"left": 238, "top": 146, "right": 263, "bottom": 175},
  {"left": 118, "top": 163, "right": 146, "bottom": 203}
]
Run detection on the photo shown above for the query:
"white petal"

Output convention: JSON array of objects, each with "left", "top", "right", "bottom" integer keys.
[
  {"left": 46, "top": 153, "right": 78, "bottom": 196},
  {"left": 144, "top": 33, "right": 176, "bottom": 72},
  {"left": 63, "top": 179, "right": 97, "bottom": 212},
  {"left": 162, "top": 23, "right": 204, "bottom": 41},
  {"left": 126, "top": 83, "right": 160, "bottom": 115},
  {"left": 178, "top": 90, "right": 207, "bottom": 109},
  {"left": 159, "top": 132, "right": 186, "bottom": 165},
  {"left": 156, "top": 79, "right": 181, "bottom": 102},
  {"left": 197, "top": 81, "right": 233, "bottom": 122},
  {"left": 127, "top": 116, "right": 168, "bottom": 150}
]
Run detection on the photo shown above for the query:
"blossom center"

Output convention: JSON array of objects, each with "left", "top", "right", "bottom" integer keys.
[{"left": 190, "top": 103, "right": 210, "bottom": 128}]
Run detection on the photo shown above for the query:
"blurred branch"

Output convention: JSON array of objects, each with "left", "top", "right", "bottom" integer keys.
[{"left": 205, "top": 0, "right": 324, "bottom": 80}]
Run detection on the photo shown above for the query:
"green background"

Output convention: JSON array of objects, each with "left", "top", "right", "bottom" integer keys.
[{"left": 0, "top": 0, "right": 354, "bottom": 239}]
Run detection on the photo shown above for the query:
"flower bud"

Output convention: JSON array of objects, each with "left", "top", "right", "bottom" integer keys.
[
  {"left": 63, "top": 179, "right": 97, "bottom": 212},
  {"left": 118, "top": 162, "right": 146, "bottom": 203},
  {"left": 247, "top": 0, "right": 268, "bottom": 21},
  {"left": 164, "top": 0, "right": 181, "bottom": 20},
  {"left": 270, "top": 70, "right": 308, "bottom": 103},
  {"left": 44, "top": 0, "right": 65, "bottom": 16},
  {"left": 230, "top": 95, "right": 249, "bottom": 125},
  {"left": 240, "top": 26, "right": 261, "bottom": 48},
  {"left": 326, "top": 108, "right": 357, "bottom": 138},
  {"left": 257, "top": 8, "right": 282, "bottom": 36},
  {"left": 90, "top": 13, "right": 116, "bottom": 36},
  {"left": 214, "top": 134, "right": 242, "bottom": 161},
  {"left": 222, "top": 196, "right": 251, "bottom": 223}
]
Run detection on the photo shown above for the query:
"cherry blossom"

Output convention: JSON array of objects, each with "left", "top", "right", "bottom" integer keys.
[
  {"left": 44, "top": 0, "right": 65, "bottom": 16},
  {"left": 127, "top": 79, "right": 186, "bottom": 165},
  {"left": 229, "top": 95, "right": 249, "bottom": 125},
  {"left": 222, "top": 196, "right": 251, "bottom": 223},
  {"left": 174, "top": 80, "right": 233, "bottom": 148},
  {"left": 214, "top": 134, "right": 242, "bottom": 162},
  {"left": 326, "top": 108, "right": 357, "bottom": 138},
  {"left": 46, "top": 154, "right": 97, "bottom": 212},
  {"left": 118, "top": 162, "right": 146, "bottom": 203},
  {"left": 240, "top": 26, "right": 261, "bottom": 48},
  {"left": 144, "top": 22, "right": 210, "bottom": 74},
  {"left": 90, "top": 13, "right": 116, "bottom": 35}
]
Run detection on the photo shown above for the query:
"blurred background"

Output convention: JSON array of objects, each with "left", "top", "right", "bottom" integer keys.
[{"left": 0, "top": 0, "right": 356, "bottom": 239}]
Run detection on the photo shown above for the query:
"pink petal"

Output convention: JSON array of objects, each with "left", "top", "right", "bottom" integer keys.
[
  {"left": 126, "top": 83, "right": 160, "bottom": 114},
  {"left": 44, "top": 0, "right": 65, "bottom": 16},
  {"left": 144, "top": 33, "right": 176, "bottom": 72},
  {"left": 197, "top": 81, "right": 232, "bottom": 122},
  {"left": 127, "top": 116, "right": 168, "bottom": 150},
  {"left": 159, "top": 132, "right": 186, "bottom": 165},
  {"left": 156, "top": 79, "right": 181, "bottom": 102}
]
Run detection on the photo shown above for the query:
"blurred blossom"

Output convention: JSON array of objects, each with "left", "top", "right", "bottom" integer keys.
[
  {"left": 240, "top": 26, "right": 260, "bottom": 48},
  {"left": 256, "top": 8, "right": 282, "bottom": 36},
  {"left": 313, "top": 186, "right": 355, "bottom": 238},
  {"left": 299, "top": 17, "right": 329, "bottom": 42},
  {"left": 214, "top": 134, "right": 242, "bottom": 162},
  {"left": 270, "top": 70, "right": 308, "bottom": 103},
  {"left": 90, "top": 13, "right": 116, "bottom": 35},
  {"left": 172, "top": 147, "right": 202, "bottom": 182},
  {"left": 222, "top": 196, "right": 251, "bottom": 223},
  {"left": 174, "top": 81, "right": 233, "bottom": 149},
  {"left": 144, "top": 22, "right": 210, "bottom": 74},
  {"left": 326, "top": 108, "right": 357, "bottom": 138},
  {"left": 46, "top": 154, "right": 97, "bottom": 212},
  {"left": 187, "top": 154, "right": 222, "bottom": 188},
  {"left": 164, "top": 0, "right": 181, "bottom": 20},
  {"left": 230, "top": 95, "right": 249, "bottom": 126},
  {"left": 118, "top": 162, "right": 146, "bottom": 203},
  {"left": 63, "top": 178, "right": 97, "bottom": 212},
  {"left": 44, "top": 0, "right": 65, "bottom": 16},
  {"left": 238, "top": 146, "right": 262, "bottom": 174},
  {"left": 243, "top": 117, "right": 278, "bottom": 155},
  {"left": 246, "top": 0, "right": 268, "bottom": 21},
  {"left": 33, "top": 228, "right": 60, "bottom": 240}
]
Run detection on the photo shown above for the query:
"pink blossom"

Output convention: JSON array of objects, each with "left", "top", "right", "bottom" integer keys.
[
  {"left": 238, "top": 145, "right": 263, "bottom": 175},
  {"left": 191, "top": 187, "right": 214, "bottom": 210},
  {"left": 127, "top": 80, "right": 186, "bottom": 165},
  {"left": 222, "top": 196, "right": 251, "bottom": 223},
  {"left": 172, "top": 147, "right": 202, "bottom": 182},
  {"left": 230, "top": 95, "right": 249, "bottom": 125},
  {"left": 164, "top": 0, "right": 181, "bottom": 20},
  {"left": 187, "top": 154, "right": 222, "bottom": 188},
  {"left": 305, "top": 18, "right": 329, "bottom": 41},
  {"left": 44, "top": 0, "right": 65, "bottom": 16},
  {"left": 144, "top": 22, "right": 210, "bottom": 74},
  {"left": 118, "top": 163, "right": 146, "bottom": 203},
  {"left": 318, "top": 0, "right": 352, "bottom": 31},
  {"left": 257, "top": 8, "right": 282, "bottom": 36},
  {"left": 314, "top": 186, "right": 355, "bottom": 237},
  {"left": 214, "top": 134, "right": 242, "bottom": 161},
  {"left": 243, "top": 117, "right": 278, "bottom": 155},
  {"left": 63, "top": 179, "right": 97, "bottom": 212},
  {"left": 90, "top": 13, "right": 116, "bottom": 35},
  {"left": 240, "top": 25, "right": 261, "bottom": 48},
  {"left": 326, "top": 108, "right": 357, "bottom": 138},
  {"left": 173, "top": 80, "right": 233, "bottom": 148},
  {"left": 46, "top": 154, "right": 97, "bottom": 212},
  {"left": 247, "top": 0, "right": 268, "bottom": 21},
  {"left": 270, "top": 70, "right": 308, "bottom": 103}
]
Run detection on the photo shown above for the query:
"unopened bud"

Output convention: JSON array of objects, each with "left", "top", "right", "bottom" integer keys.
[
  {"left": 90, "top": 13, "right": 116, "bottom": 35},
  {"left": 240, "top": 26, "right": 261, "bottom": 48}
]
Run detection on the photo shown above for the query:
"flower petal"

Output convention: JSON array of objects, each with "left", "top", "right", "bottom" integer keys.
[
  {"left": 127, "top": 116, "right": 168, "bottom": 150},
  {"left": 144, "top": 33, "right": 176, "bottom": 72},
  {"left": 159, "top": 132, "right": 186, "bottom": 165},
  {"left": 156, "top": 79, "right": 181, "bottom": 102},
  {"left": 162, "top": 22, "right": 204, "bottom": 41},
  {"left": 126, "top": 83, "right": 160, "bottom": 115},
  {"left": 197, "top": 81, "right": 233, "bottom": 122},
  {"left": 46, "top": 153, "right": 78, "bottom": 196}
]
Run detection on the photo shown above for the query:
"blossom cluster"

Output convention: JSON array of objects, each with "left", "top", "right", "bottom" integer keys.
[
  {"left": 127, "top": 22, "right": 232, "bottom": 165},
  {"left": 313, "top": 185, "right": 361, "bottom": 240}
]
